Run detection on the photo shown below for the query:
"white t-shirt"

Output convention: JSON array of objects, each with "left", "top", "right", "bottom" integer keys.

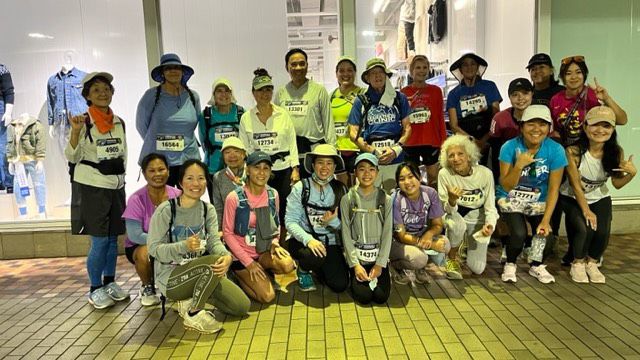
[{"left": 560, "top": 150, "right": 610, "bottom": 204}]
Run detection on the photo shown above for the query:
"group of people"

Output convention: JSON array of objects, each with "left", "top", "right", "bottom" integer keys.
[{"left": 64, "top": 49, "right": 635, "bottom": 335}]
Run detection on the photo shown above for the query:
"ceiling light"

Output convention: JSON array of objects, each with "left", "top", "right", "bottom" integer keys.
[{"left": 28, "top": 33, "right": 54, "bottom": 39}]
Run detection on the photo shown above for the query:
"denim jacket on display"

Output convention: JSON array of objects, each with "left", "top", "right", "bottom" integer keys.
[{"left": 47, "top": 67, "right": 88, "bottom": 126}]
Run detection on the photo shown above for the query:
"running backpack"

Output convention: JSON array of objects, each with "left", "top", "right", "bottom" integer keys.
[
  {"left": 345, "top": 186, "right": 387, "bottom": 228},
  {"left": 300, "top": 178, "right": 347, "bottom": 243},
  {"left": 233, "top": 186, "right": 279, "bottom": 237},
  {"left": 202, "top": 105, "right": 244, "bottom": 153}
]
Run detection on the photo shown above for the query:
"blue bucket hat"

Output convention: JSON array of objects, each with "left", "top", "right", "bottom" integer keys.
[{"left": 151, "top": 53, "right": 194, "bottom": 84}]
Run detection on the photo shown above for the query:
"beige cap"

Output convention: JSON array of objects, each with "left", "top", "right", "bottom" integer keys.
[
  {"left": 585, "top": 106, "right": 616, "bottom": 126},
  {"left": 521, "top": 104, "right": 552, "bottom": 124},
  {"left": 221, "top": 136, "right": 246, "bottom": 152}
]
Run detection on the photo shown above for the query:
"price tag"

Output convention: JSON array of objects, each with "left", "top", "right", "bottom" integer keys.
[
  {"left": 96, "top": 138, "right": 124, "bottom": 161},
  {"left": 156, "top": 135, "right": 185, "bottom": 152}
]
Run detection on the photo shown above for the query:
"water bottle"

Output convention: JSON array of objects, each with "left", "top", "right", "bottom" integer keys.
[{"left": 528, "top": 234, "right": 546, "bottom": 263}]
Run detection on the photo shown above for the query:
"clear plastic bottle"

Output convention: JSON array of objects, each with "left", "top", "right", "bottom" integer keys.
[{"left": 528, "top": 234, "right": 546, "bottom": 263}]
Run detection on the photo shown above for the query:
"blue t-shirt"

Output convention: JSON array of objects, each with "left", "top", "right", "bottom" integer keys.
[
  {"left": 446, "top": 79, "right": 502, "bottom": 137},
  {"left": 347, "top": 87, "right": 411, "bottom": 164},
  {"left": 496, "top": 136, "right": 567, "bottom": 202}
]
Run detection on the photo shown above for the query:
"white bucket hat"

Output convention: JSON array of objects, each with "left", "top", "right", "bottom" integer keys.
[{"left": 303, "top": 144, "right": 345, "bottom": 174}]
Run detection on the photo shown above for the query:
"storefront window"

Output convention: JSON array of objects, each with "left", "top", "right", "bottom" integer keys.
[{"left": 0, "top": 0, "right": 148, "bottom": 223}]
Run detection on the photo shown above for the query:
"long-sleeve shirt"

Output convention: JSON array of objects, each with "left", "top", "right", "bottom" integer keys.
[
  {"left": 222, "top": 185, "right": 281, "bottom": 267},
  {"left": 275, "top": 80, "right": 334, "bottom": 146},
  {"left": 211, "top": 167, "right": 244, "bottom": 231},
  {"left": 285, "top": 180, "right": 341, "bottom": 246},
  {"left": 64, "top": 113, "right": 127, "bottom": 190},
  {"left": 135, "top": 87, "right": 202, "bottom": 166},
  {"left": 0, "top": 64, "right": 15, "bottom": 113},
  {"left": 46, "top": 67, "right": 88, "bottom": 126},
  {"left": 238, "top": 104, "right": 299, "bottom": 171},
  {"left": 340, "top": 188, "right": 393, "bottom": 268},
  {"left": 437, "top": 165, "right": 499, "bottom": 227},
  {"left": 147, "top": 199, "right": 230, "bottom": 295}
]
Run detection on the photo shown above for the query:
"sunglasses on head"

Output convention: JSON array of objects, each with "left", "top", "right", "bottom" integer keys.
[{"left": 561, "top": 55, "right": 585, "bottom": 65}]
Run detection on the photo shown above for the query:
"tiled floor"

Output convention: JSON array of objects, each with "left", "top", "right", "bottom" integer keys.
[{"left": 1, "top": 234, "right": 640, "bottom": 360}]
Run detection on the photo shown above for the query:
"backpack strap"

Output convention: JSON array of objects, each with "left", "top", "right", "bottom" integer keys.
[
  {"left": 168, "top": 198, "right": 177, "bottom": 243},
  {"left": 375, "top": 188, "right": 386, "bottom": 224},
  {"left": 267, "top": 187, "right": 279, "bottom": 227},
  {"left": 201, "top": 200, "right": 208, "bottom": 236},
  {"left": 203, "top": 106, "right": 213, "bottom": 153}
]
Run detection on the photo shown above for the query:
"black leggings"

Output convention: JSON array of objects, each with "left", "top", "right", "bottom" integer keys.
[
  {"left": 350, "top": 263, "right": 391, "bottom": 305},
  {"left": 502, "top": 212, "right": 544, "bottom": 265},
  {"left": 560, "top": 195, "right": 612, "bottom": 260},
  {"left": 289, "top": 241, "right": 349, "bottom": 293},
  {"left": 267, "top": 167, "right": 293, "bottom": 225}
]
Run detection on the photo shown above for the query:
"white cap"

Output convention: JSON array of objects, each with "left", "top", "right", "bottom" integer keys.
[{"left": 520, "top": 104, "right": 552, "bottom": 124}]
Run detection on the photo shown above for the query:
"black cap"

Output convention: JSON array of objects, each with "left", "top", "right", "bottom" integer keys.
[
  {"left": 508, "top": 78, "right": 533, "bottom": 95},
  {"left": 246, "top": 151, "right": 273, "bottom": 166},
  {"left": 526, "top": 53, "right": 553, "bottom": 69}
]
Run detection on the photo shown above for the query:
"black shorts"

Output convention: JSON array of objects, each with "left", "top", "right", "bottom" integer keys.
[
  {"left": 337, "top": 151, "right": 359, "bottom": 174},
  {"left": 71, "top": 183, "right": 126, "bottom": 236},
  {"left": 125, "top": 245, "right": 139, "bottom": 264},
  {"left": 403, "top": 146, "right": 441, "bottom": 166}
]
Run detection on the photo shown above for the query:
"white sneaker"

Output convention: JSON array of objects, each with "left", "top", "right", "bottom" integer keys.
[
  {"left": 570, "top": 262, "right": 589, "bottom": 284},
  {"left": 139, "top": 285, "right": 161, "bottom": 306},
  {"left": 501, "top": 263, "right": 517, "bottom": 283},
  {"left": 176, "top": 298, "right": 193, "bottom": 319},
  {"left": 585, "top": 261, "right": 605, "bottom": 284},
  {"left": 529, "top": 264, "right": 555, "bottom": 284},
  {"left": 182, "top": 310, "right": 222, "bottom": 334}
]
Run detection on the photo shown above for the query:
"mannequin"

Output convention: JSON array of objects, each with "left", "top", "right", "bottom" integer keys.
[
  {"left": 46, "top": 51, "right": 87, "bottom": 162},
  {"left": 7, "top": 113, "right": 47, "bottom": 219},
  {"left": 1, "top": 63, "right": 15, "bottom": 193}
]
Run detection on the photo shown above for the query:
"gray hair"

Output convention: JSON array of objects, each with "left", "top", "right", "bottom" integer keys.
[{"left": 439, "top": 134, "right": 481, "bottom": 171}]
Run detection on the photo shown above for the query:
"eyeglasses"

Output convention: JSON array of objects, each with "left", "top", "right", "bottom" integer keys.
[{"left": 561, "top": 55, "right": 585, "bottom": 65}]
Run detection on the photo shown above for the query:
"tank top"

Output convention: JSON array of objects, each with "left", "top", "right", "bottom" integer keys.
[{"left": 560, "top": 150, "right": 609, "bottom": 204}]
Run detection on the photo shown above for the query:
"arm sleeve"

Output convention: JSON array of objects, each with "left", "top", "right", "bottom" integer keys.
[
  {"left": 437, "top": 170, "right": 457, "bottom": 214},
  {"left": 482, "top": 169, "right": 499, "bottom": 227},
  {"left": 285, "top": 183, "right": 313, "bottom": 246},
  {"left": 210, "top": 175, "right": 225, "bottom": 232},
  {"left": 0, "top": 69, "right": 15, "bottom": 105},
  {"left": 34, "top": 122, "right": 47, "bottom": 159},
  {"left": 46, "top": 80, "right": 54, "bottom": 125},
  {"left": 136, "top": 90, "right": 152, "bottom": 139},
  {"left": 376, "top": 195, "right": 394, "bottom": 268},
  {"left": 320, "top": 88, "right": 335, "bottom": 144},
  {"left": 340, "top": 195, "right": 359, "bottom": 268},
  {"left": 287, "top": 115, "right": 300, "bottom": 167},
  {"left": 126, "top": 219, "right": 148, "bottom": 245},
  {"left": 222, "top": 192, "right": 255, "bottom": 267},
  {"left": 205, "top": 203, "right": 230, "bottom": 256},
  {"left": 147, "top": 203, "right": 189, "bottom": 262}
]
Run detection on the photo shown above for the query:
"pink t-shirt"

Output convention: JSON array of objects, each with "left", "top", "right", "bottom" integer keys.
[
  {"left": 550, "top": 87, "right": 600, "bottom": 145},
  {"left": 490, "top": 107, "right": 520, "bottom": 141},
  {"left": 223, "top": 185, "right": 280, "bottom": 267},
  {"left": 122, "top": 185, "right": 181, "bottom": 248}
]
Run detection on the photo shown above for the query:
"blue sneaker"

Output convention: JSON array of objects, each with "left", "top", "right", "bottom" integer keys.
[{"left": 297, "top": 269, "right": 316, "bottom": 292}]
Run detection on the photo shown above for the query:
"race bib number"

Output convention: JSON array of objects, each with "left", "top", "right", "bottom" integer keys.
[
  {"left": 214, "top": 126, "right": 238, "bottom": 143},
  {"left": 335, "top": 123, "right": 348, "bottom": 137},
  {"left": 96, "top": 138, "right": 124, "bottom": 161},
  {"left": 253, "top": 132, "right": 279, "bottom": 152},
  {"left": 508, "top": 186, "right": 541, "bottom": 202},
  {"left": 458, "top": 189, "right": 484, "bottom": 207},
  {"left": 371, "top": 139, "right": 394, "bottom": 149},
  {"left": 156, "top": 135, "right": 185, "bottom": 152},
  {"left": 245, "top": 229, "right": 257, "bottom": 247},
  {"left": 356, "top": 243, "right": 379, "bottom": 263},
  {"left": 284, "top": 100, "right": 309, "bottom": 117},
  {"left": 409, "top": 108, "right": 431, "bottom": 124},
  {"left": 307, "top": 208, "right": 325, "bottom": 228},
  {"left": 460, "top": 94, "right": 488, "bottom": 118}
]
